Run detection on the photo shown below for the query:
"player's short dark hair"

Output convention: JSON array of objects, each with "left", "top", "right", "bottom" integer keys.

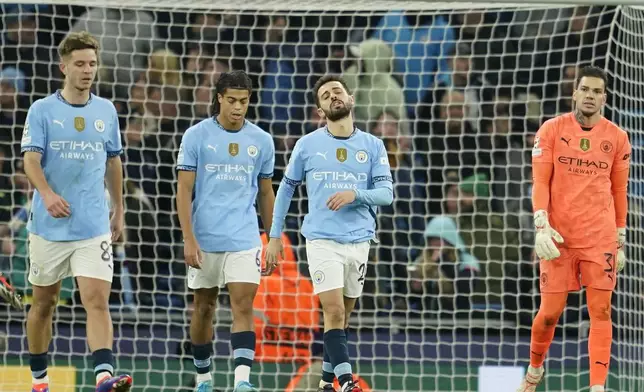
[
  {"left": 312, "top": 75, "right": 352, "bottom": 108},
  {"left": 211, "top": 70, "right": 253, "bottom": 115},
  {"left": 576, "top": 65, "right": 608, "bottom": 89},
  {"left": 58, "top": 31, "right": 100, "bottom": 59}
]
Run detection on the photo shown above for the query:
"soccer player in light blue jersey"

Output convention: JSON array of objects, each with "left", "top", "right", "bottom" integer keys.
[
  {"left": 176, "top": 70, "right": 277, "bottom": 392},
  {"left": 20, "top": 32, "right": 132, "bottom": 392},
  {"left": 266, "top": 75, "right": 394, "bottom": 392}
]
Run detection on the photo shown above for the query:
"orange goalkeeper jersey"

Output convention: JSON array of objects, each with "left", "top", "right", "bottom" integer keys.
[{"left": 531, "top": 112, "right": 631, "bottom": 248}]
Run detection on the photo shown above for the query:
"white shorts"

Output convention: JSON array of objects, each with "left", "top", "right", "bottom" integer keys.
[
  {"left": 187, "top": 247, "right": 262, "bottom": 290},
  {"left": 306, "top": 239, "right": 370, "bottom": 298},
  {"left": 28, "top": 233, "right": 114, "bottom": 286}
]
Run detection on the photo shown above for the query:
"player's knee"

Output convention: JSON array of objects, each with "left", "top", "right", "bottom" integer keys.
[
  {"left": 194, "top": 292, "right": 218, "bottom": 320},
  {"left": 541, "top": 315, "right": 559, "bottom": 327},
  {"left": 537, "top": 309, "right": 561, "bottom": 327},
  {"left": 588, "top": 301, "right": 612, "bottom": 322},
  {"left": 230, "top": 296, "right": 254, "bottom": 319},
  {"left": 79, "top": 288, "right": 110, "bottom": 313},
  {"left": 30, "top": 294, "right": 57, "bottom": 319},
  {"left": 322, "top": 303, "right": 345, "bottom": 326}
]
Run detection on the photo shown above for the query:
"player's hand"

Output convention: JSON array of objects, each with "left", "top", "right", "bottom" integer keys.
[
  {"left": 184, "top": 238, "right": 202, "bottom": 269},
  {"left": 264, "top": 237, "right": 284, "bottom": 276},
  {"left": 42, "top": 190, "right": 71, "bottom": 218},
  {"left": 533, "top": 209, "right": 564, "bottom": 261},
  {"left": 110, "top": 207, "right": 124, "bottom": 242},
  {"left": 326, "top": 190, "right": 356, "bottom": 211},
  {"left": 617, "top": 227, "right": 626, "bottom": 273}
]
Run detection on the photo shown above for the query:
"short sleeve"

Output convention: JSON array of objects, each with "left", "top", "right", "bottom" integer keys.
[
  {"left": 21, "top": 102, "right": 46, "bottom": 155},
  {"left": 176, "top": 129, "right": 199, "bottom": 172},
  {"left": 371, "top": 139, "right": 394, "bottom": 189},
  {"left": 283, "top": 140, "right": 305, "bottom": 185},
  {"left": 531, "top": 120, "right": 556, "bottom": 164},
  {"left": 106, "top": 106, "right": 123, "bottom": 157},
  {"left": 613, "top": 129, "right": 631, "bottom": 172},
  {"left": 259, "top": 135, "right": 275, "bottom": 179}
]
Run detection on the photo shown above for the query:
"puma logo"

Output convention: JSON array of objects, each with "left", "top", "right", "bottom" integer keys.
[
  {"left": 595, "top": 361, "right": 608, "bottom": 368},
  {"left": 53, "top": 119, "right": 65, "bottom": 128},
  {"left": 207, "top": 144, "right": 218, "bottom": 152},
  {"left": 561, "top": 137, "right": 570, "bottom": 146},
  {"left": 531, "top": 351, "right": 543, "bottom": 357},
  {"left": 316, "top": 152, "right": 328, "bottom": 160}
]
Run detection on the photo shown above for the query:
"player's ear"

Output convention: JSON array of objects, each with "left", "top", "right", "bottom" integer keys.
[
  {"left": 317, "top": 107, "right": 325, "bottom": 120},
  {"left": 59, "top": 61, "right": 66, "bottom": 77}
]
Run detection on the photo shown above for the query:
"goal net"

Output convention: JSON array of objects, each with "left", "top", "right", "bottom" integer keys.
[{"left": 0, "top": 2, "right": 643, "bottom": 391}]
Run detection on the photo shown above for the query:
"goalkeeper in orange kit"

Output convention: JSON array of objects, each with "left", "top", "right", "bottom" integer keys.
[{"left": 517, "top": 66, "right": 631, "bottom": 392}]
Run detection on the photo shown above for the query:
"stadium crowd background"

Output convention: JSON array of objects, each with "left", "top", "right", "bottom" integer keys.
[{"left": 0, "top": 4, "right": 626, "bottom": 329}]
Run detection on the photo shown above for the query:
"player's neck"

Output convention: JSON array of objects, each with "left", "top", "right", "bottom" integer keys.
[
  {"left": 216, "top": 114, "right": 243, "bottom": 131},
  {"left": 326, "top": 116, "right": 354, "bottom": 138},
  {"left": 574, "top": 109, "right": 602, "bottom": 128},
  {"left": 60, "top": 86, "right": 91, "bottom": 106}
]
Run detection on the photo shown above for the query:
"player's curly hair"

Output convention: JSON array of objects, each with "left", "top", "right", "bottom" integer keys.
[
  {"left": 58, "top": 31, "right": 100, "bottom": 59},
  {"left": 312, "top": 75, "right": 352, "bottom": 108},
  {"left": 211, "top": 70, "right": 253, "bottom": 116}
]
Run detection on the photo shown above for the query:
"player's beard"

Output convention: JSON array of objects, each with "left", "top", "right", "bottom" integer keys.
[
  {"left": 324, "top": 101, "right": 352, "bottom": 122},
  {"left": 575, "top": 106, "right": 600, "bottom": 119}
]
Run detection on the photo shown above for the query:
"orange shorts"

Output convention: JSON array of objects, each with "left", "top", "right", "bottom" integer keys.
[{"left": 539, "top": 244, "right": 618, "bottom": 293}]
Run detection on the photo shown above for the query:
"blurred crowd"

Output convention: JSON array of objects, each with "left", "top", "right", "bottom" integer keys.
[{"left": 0, "top": 4, "right": 618, "bottom": 324}]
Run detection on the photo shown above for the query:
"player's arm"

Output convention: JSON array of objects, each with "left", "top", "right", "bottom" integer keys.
[
  {"left": 257, "top": 137, "right": 277, "bottom": 237},
  {"left": 268, "top": 141, "right": 305, "bottom": 240},
  {"left": 176, "top": 171, "right": 196, "bottom": 242},
  {"left": 105, "top": 108, "right": 125, "bottom": 241},
  {"left": 175, "top": 130, "right": 201, "bottom": 268},
  {"left": 264, "top": 141, "right": 306, "bottom": 273},
  {"left": 21, "top": 103, "right": 70, "bottom": 218},
  {"left": 327, "top": 139, "right": 393, "bottom": 211},
  {"left": 355, "top": 139, "right": 394, "bottom": 206},
  {"left": 531, "top": 121, "right": 563, "bottom": 260},
  {"left": 612, "top": 131, "right": 631, "bottom": 272}
]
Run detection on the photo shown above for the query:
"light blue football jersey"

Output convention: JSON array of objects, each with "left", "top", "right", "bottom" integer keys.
[
  {"left": 176, "top": 118, "right": 275, "bottom": 252},
  {"left": 20, "top": 91, "right": 123, "bottom": 241},
  {"left": 283, "top": 127, "right": 393, "bottom": 243}
]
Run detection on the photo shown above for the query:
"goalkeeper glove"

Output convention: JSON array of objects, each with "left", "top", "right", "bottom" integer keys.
[
  {"left": 534, "top": 210, "right": 564, "bottom": 261},
  {"left": 617, "top": 227, "right": 626, "bottom": 273}
]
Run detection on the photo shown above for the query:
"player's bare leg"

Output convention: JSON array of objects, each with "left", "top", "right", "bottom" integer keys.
[
  {"left": 319, "top": 296, "right": 359, "bottom": 392},
  {"left": 516, "top": 292, "right": 568, "bottom": 392},
  {"left": 76, "top": 276, "right": 132, "bottom": 391},
  {"left": 587, "top": 287, "right": 612, "bottom": 392},
  {"left": 318, "top": 288, "right": 361, "bottom": 392},
  {"left": 228, "top": 282, "right": 260, "bottom": 392},
  {"left": 191, "top": 287, "right": 219, "bottom": 391},
  {"left": 27, "top": 282, "right": 61, "bottom": 391}
]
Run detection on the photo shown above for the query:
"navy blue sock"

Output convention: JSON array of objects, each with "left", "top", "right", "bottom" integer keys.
[
  {"left": 192, "top": 343, "right": 212, "bottom": 374},
  {"left": 231, "top": 331, "right": 255, "bottom": 369},
  {"left": 323, "top": 329, "right": 352, "bottom": 387},
  {"left": 322, "top": 349, "right": 334, "bottom": 383},
  {"left": 30, "top": 352, "right": 48, "bottom": 380},
  {"left": 92, "top": 348, "right": 114, "bottom": 378}
]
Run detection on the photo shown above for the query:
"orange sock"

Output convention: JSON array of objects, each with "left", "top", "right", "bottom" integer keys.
[
  {"left": 587, "top": 288, "right": 612, "bottom": 387},
  {"left": 530, "top": 292, "right": 568, "bottom": 368}
]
